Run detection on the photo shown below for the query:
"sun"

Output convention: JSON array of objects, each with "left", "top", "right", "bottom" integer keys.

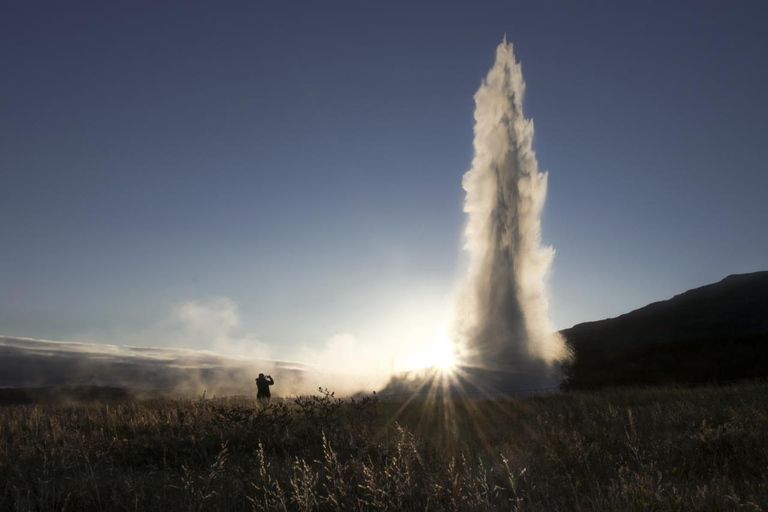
[
  {"left": 428, "top": 342, "right": 456, "bottom": 370},
  {"left": 398, "top": 333, "right": 457, "bottom": 373}
]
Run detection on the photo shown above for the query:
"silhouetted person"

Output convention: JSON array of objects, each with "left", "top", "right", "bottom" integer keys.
[{"left": 255, "top": 373, "right": 274, "bottom": 401}]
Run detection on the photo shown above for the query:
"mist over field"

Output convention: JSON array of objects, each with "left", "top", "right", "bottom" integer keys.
[{"left": 0, "top": 336, "right": 386, "bottom": 396}]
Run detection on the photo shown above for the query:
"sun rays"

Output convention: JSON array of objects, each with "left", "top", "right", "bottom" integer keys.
[
  {"left": 377, "top": 359, "right": 529, "bottom": 459},
  {"left": 379, "top": 336, "right": 563, "bottom": 458}
]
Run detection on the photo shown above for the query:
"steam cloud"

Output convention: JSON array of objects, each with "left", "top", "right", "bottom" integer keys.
[
  {"left": 456, "top": 38, "right": 568, "bottom": 391},
  {"left": 0, "top": 299, "right": 392, "bottom": 396},
  {"left": 0, "top": 335, "right": 303, "bottom": 396},
  {"left": 0, "top": 335, "right": 391, "bottom": 396}
]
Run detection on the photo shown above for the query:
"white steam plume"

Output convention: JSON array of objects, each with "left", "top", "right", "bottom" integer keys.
[{"left": 457, "top": 38, "right": 568, "bottom": 390}]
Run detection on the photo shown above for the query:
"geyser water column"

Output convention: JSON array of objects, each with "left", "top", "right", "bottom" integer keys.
[{"left": 456, "top": 38, "right": 568, "bottom": 391}]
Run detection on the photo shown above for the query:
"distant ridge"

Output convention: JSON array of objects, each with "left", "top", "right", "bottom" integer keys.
[
  {"left": 561, "top": 271, "right": 768, "bottom": 389},
  {"left": 563, "top": 271, "right": 768, "bottom": 347}
]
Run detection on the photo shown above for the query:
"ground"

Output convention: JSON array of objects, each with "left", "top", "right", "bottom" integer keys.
[{"left": 1, "top": 383, "right": 767, "bottom": 511}]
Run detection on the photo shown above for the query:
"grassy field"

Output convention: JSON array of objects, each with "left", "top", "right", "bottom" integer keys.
[{"left": 1, "top": 382, "right": 767, "bottom": 511}]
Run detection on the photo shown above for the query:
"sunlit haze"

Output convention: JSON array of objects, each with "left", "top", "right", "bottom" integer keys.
[{"left": 395, "top": 332, "right": 456, "bottom": 373}]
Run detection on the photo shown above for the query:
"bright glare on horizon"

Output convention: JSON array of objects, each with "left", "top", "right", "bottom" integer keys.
[{"left": 396, "top": 332, "right": 456, "bottom": 373}]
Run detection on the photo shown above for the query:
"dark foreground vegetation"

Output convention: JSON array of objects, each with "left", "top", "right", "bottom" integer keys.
[
  {"left": 0, "top": 386, "right": 164, "bottom": 406},
  {"left": 2, "top": 383, "right": 767, "bottom": 511}
]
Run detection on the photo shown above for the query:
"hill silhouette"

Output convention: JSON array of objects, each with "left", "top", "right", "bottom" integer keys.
[{"left": 561, "top": 271, "right": 768, "bottom": 389}]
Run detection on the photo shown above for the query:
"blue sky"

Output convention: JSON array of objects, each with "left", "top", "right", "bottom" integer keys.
[{"left": 2, "top": 1, "right": 766, "bottom": 358}]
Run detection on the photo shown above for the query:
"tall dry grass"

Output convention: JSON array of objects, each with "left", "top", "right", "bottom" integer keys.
[{"left": 1, "top": 384, "right": 767, "bottom": 511}]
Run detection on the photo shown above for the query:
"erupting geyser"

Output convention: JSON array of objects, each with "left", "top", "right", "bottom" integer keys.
[{"left": 456, "top": 38, "right": 569, "bottom": 391}]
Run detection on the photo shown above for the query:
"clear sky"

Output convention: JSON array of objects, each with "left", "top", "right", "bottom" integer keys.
[{"left": 2, "top": 1, "right": 767, "bottom": 359}]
